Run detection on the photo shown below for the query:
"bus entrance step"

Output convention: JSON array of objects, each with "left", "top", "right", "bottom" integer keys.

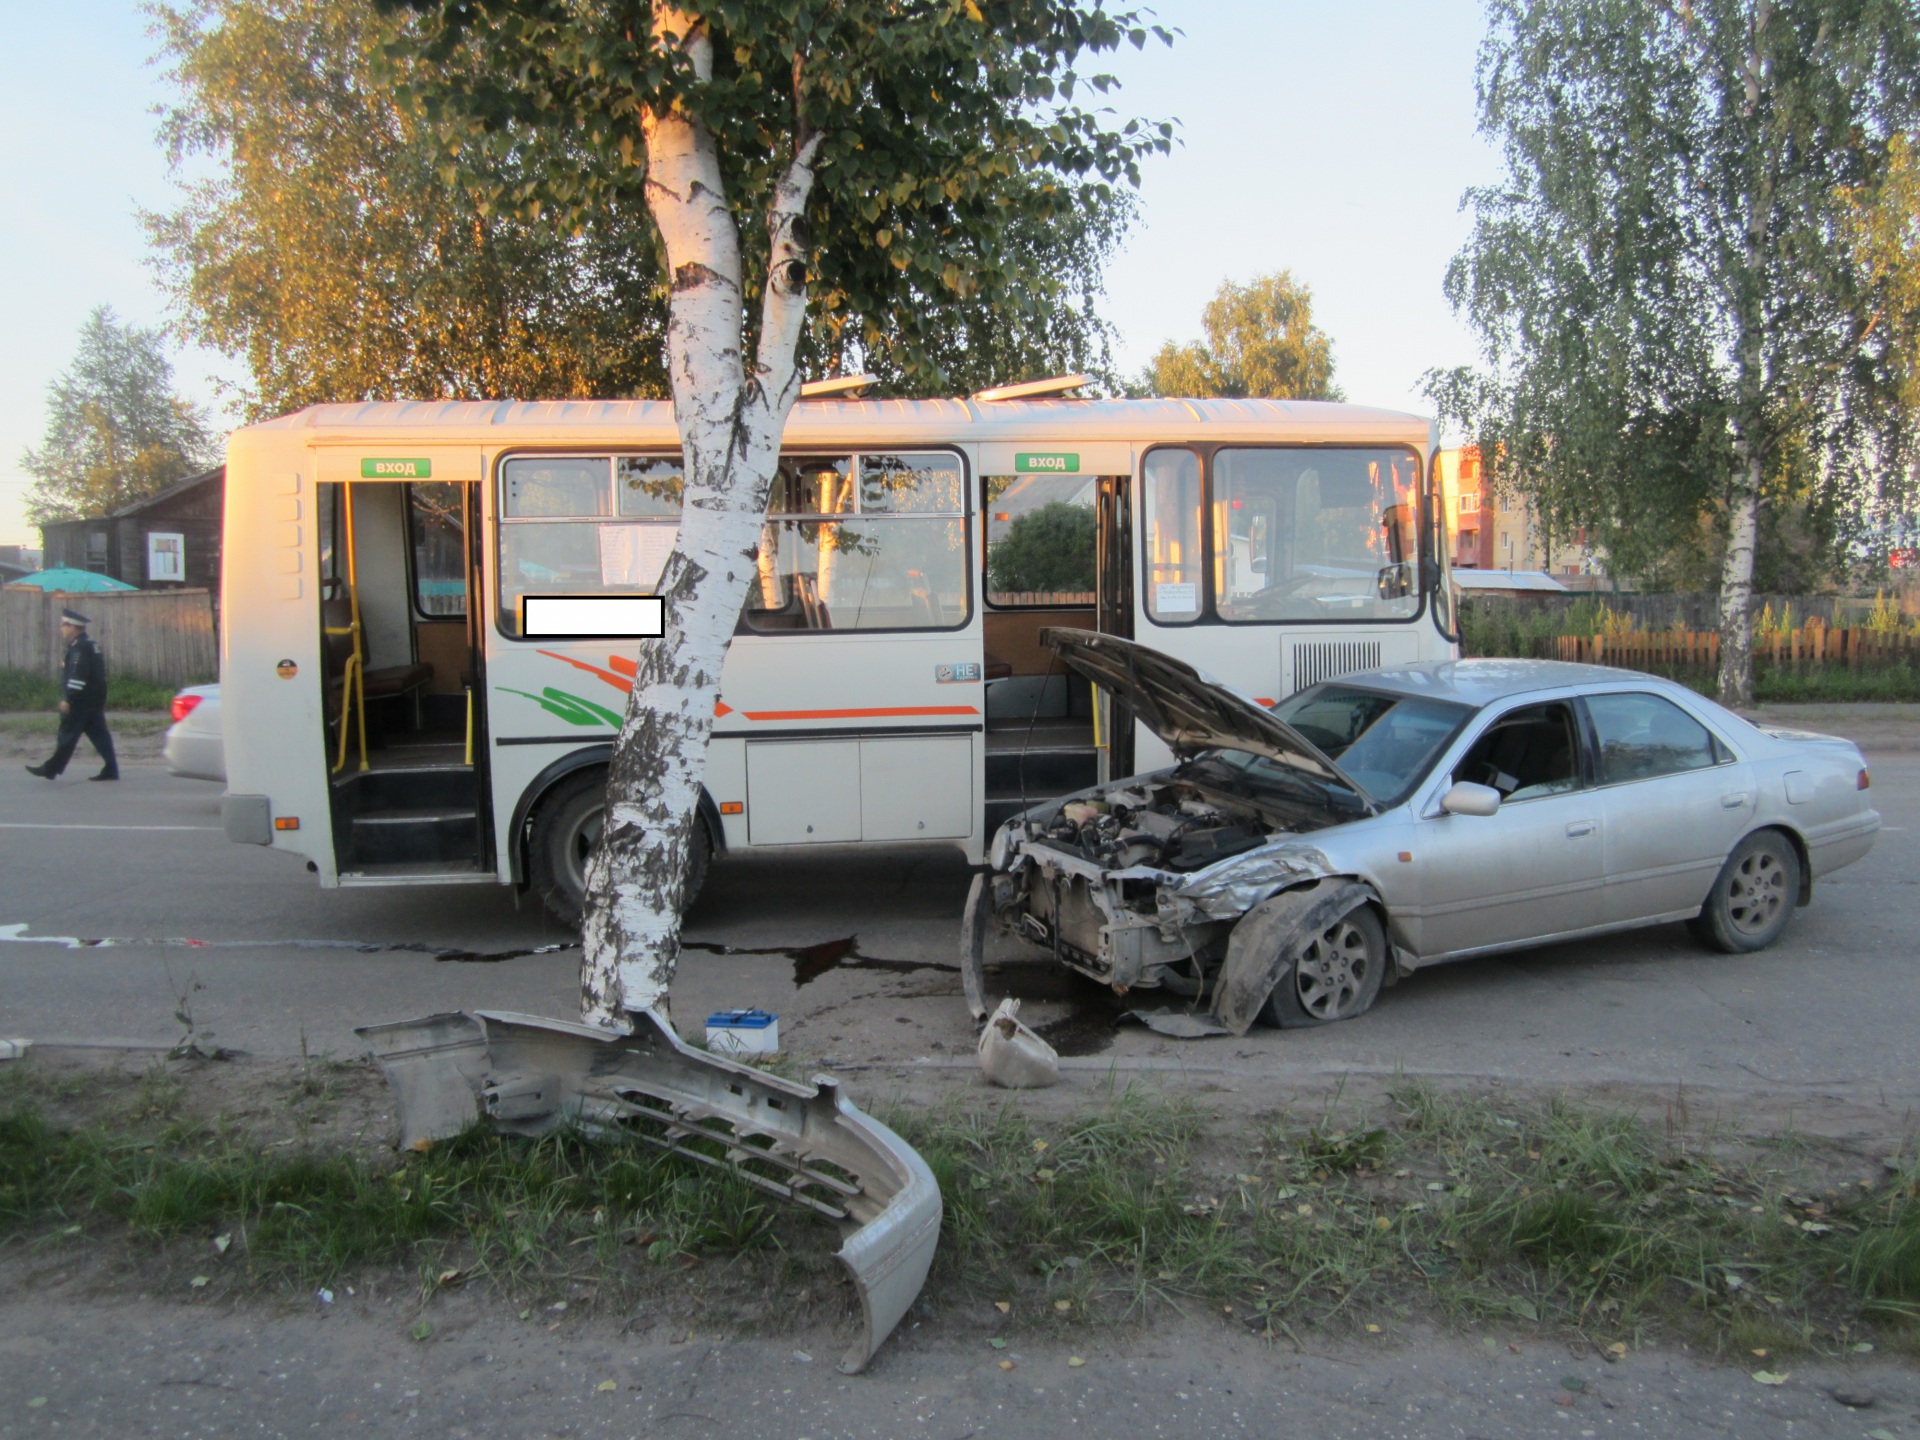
[
  {"left": 983, "top": 747, "right": 1097, "bottom": 798},
  {"left": 346, "top": 809, "right": 481, "bottom": 867},
  {"left": 332, "top": 765, "right": 477, "bottom": 813}
]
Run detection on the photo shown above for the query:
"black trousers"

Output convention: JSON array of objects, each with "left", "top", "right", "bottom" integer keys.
[{"left": 45, "top": 706, "right": 117, "bottom": 777}]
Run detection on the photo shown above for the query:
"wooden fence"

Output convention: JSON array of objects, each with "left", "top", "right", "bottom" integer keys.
[
  {"left": 1469, "top": 591, "right": 1868, "bottom": 631},
  {"left": 1549, "top": 622, "right": 1920, "bottom": 672},
  {"left": 0, "top": 587, "right": 218, "bottom": 688}
]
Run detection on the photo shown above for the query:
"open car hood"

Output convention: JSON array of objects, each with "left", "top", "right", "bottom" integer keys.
[{"left": 1039, "top": 628, "right": 1373, "bottom": 806}]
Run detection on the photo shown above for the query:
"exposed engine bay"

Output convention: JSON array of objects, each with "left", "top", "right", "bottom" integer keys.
[
  {"left": 1032, "top": 779, "right": 1281, "bottom": 876},
  {"left": 1021, "top": 768, "right": 1336, "bottom": 879}
]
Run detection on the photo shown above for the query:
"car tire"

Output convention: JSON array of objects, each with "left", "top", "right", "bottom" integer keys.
[
  {"left": 529, "top": 770, "right": 712, "bottom": 929},
  {"left": 1259, "top": 902, "right": 1388, "bottom": 1028},
  {"left": 1694, "top": 829, "right": 1800, "bottom": 954}
]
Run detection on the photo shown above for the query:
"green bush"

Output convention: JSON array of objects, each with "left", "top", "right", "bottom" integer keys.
[
  {"left": 987, "top": 501, "right": 1097, "bottom": 593},
  {"left": 1754, "top": 662, "right": 1920, "bottom": 703}
]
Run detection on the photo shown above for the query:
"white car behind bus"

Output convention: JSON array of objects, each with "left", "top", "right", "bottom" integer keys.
[{"left": 164, "top": 683, "right": 224, "bottom": 782}]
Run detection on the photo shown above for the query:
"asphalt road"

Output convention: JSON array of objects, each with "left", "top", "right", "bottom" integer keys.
[
  {"left": 5, "top": 721, "right": 1920, "bottom": 1440},
  {"left": 1, "top": 734, "right": 1915, "bottom": 1111},
  {"left": 3, "top": 1294, "right": 1909, "bottom": 1440}
]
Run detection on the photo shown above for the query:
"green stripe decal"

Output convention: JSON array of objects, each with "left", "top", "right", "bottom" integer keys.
[{"left": 499, "top": 686, "right": 621, "bottom": 727}]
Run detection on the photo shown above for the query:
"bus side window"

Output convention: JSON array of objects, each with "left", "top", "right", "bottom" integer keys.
[
  {"left": 744, "top": 452, "right": 967, "bottom": 633},
  {"left": 496, "top": 454, "right": 682, "bottom": 636},
  {"left": 984, "top": 472, "right": 1097, "bottom": 606},
  {"left": 1142, "top": 448, "right": 1202, "bottom": 624},
  {"left": 407, "top": 482, "right": 468, "bottom": 617}
]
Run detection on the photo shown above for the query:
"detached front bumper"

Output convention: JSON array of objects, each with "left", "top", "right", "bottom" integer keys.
[{"left": 357, "top": 1008, "right": 941, "bottom": 1375}]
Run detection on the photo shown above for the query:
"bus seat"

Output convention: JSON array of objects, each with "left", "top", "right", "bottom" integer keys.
[{"left": 321, "top": 597, "right": 435, "bottom": 701}]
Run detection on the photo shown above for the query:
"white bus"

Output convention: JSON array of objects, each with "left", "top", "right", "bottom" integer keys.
[{"left": 217, "top": 387, "right": 1458, "bottom": 921}]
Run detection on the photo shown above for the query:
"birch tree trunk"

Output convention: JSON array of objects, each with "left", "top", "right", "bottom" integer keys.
[
  {"left": 1716, "top": 0, "right": 1772, "bottom": 711},
  {"left": 1717, "top": 445, "right": 1763, "bottom": 706},
  {"left": 578, "top": 8, "right": 821, "bottom": 1027}
]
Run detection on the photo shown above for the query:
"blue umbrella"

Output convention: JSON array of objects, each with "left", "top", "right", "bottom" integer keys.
[{"left": 8, "top": 567, "right": 139, "bottom": 593}]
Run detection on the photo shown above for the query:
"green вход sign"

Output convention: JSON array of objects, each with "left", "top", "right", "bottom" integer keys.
[
  {"left": 360, "top": 458, "right": 432, "bottom": 479},
  {"left": 1013, "top": 452, "right": 1080, "bottom": 474}
]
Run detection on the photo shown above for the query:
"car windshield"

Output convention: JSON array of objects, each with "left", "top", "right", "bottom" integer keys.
[{"left": 1268, "top": 685, "right": 1473, "bottom": 806}]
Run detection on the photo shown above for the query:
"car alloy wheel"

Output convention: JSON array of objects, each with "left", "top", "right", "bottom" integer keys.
[
  {"left": 1725, "top": 847, "right": 1789, "bottom": 939},
  {"left": 1693, "top": 829, "right": 1800, "bottom": 955},
  {"left": 1293, "top": 917, "right": 1374, "bottom": 1021}
]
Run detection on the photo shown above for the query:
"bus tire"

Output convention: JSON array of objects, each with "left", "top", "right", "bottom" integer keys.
[{"left": 529, "top": 770, "right": 712, "bottom": 929}]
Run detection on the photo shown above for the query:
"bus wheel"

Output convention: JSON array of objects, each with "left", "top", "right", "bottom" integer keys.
[{"left": 529, "top": 771, "right": 712, "bottom": 929}]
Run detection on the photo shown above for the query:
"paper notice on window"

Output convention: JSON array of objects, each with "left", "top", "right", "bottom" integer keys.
[
  {"left": 598, "top": 524, "right": 677, "bottom": 590},
  {"left": 1154, "top": 581, "right": 1199, "bottom": 613}
]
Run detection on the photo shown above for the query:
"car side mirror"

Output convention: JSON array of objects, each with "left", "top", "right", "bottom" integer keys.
[{"left": 1441, "top": 781, "right": 1502, "bottom": 817}]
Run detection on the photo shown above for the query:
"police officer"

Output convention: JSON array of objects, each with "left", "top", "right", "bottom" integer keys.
[{"left": 26, "top": 608, "right": 118, "bottom": 781}]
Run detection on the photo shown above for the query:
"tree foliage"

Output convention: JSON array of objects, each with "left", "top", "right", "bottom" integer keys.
[
  {"left": 384, "top": 0, "right": 1171, "bottom": 395},
  {"left": 22, "top": 306, "right": 217, "bottom": 523},
  {"left": 147, "top": 0, "right": 672, "bottom": 413},
  {"left": 1431, "top": 0, "right": 1920, "bottom": 702},
  {"left": 1844, "top": 131, "right": 1920, "bottom": 418},
  {"left": 988, "top": 501, "right": 1098, "bottom": 592},
  {"left": 1139, "top": 271, "right": 1341, "bottom": 400}
]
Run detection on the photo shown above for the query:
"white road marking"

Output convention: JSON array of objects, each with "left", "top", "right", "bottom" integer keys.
[
  {"left": 0, "top": 922, "right": 576, "bottom": 960},
  {"left": 0, "top": 823, "right": 221, "bottom": 831}
]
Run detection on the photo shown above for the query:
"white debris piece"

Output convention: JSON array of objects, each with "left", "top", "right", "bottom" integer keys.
[
  {"left": 0, "top": 1039, "right": 30, "bottom": 1062},
  {"left": 976, "top": 998, "right": 1059, "bottom": 1089}
]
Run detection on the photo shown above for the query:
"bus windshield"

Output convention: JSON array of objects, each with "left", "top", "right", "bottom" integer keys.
[{"left": 1211, "top": 447, "right": 1420, "bottom": 623}]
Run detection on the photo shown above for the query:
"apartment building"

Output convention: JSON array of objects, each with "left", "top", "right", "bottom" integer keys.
[{"left": 1432, "top": 447, "right": 1612, "bottom": 587}]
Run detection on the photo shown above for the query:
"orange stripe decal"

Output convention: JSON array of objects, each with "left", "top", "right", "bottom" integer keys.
[
  {"left": 740, "top": 705, "right": 981, "bottom": 721},
  {"left": 537, "top": 649, "right": 633, "bottom": 693}
]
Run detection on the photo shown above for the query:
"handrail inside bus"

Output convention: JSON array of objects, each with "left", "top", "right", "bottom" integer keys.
[{"left": 328, "top": 480, "right": 371, "bottom": 774}]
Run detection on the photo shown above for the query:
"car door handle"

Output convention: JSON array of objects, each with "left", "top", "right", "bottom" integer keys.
[
  {"left": 1566, "top": 820, "right": 1597, "bottom": 838},
  {"left": 1721, "top": 793, "right": 1749, "bottom": 809}
]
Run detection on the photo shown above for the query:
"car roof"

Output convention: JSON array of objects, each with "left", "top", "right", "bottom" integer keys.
[{"left": 1319, "top": 658, "right": 1671, "bottom": 709}]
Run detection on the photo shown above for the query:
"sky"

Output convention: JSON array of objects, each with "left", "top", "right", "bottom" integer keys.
[{"left": 0, "top": 0, "right": 1504, "bottom": 550}]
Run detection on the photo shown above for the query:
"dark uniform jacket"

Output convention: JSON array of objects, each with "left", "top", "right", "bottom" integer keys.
[{"left": 60, "top": 633, "right": 108, "bottom": 712}]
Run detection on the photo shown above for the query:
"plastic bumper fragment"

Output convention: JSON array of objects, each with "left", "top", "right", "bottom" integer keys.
[{"left": 356, "top": 1008, "right": 941, "bottom": 1374}]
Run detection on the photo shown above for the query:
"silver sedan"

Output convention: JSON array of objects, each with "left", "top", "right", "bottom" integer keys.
[{"left": 961, "top": 632, "right": 1880, "bottom": 1034}]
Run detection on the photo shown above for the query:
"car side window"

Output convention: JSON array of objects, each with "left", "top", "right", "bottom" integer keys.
[
  {"left": 1455, "top": 701, "right": 1581, "bottom": 802},
  {"left": 1585, "top": 692, "right": 1721, "bottom": 785}
]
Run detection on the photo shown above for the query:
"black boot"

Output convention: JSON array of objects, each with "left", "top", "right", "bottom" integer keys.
[
  {"left": 25, "top": 763, "right": 54, "bottom": 779},
  {"left": 89, "top": 768, "right": 119, "bottom": 781}
]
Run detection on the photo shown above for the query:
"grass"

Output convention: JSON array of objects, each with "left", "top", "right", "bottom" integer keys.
[
  {"left": 1753, "top": 662, "right": 1920, "bottom": 703},
  {"left": 899, "top": 1084, "right": 1919, "bottom": 1354},
  {"left": 0, "top": 1066, "right": 821, "bottom": 1306},
  {"left": 7, "top": 1063, "right": 1920, "bottom": 1358},
  {"left": 0, "top": 667, "right": 190, "bottom": 712},
  {"left": 0, "top": 713, "right": 171, "bottom": 739}
]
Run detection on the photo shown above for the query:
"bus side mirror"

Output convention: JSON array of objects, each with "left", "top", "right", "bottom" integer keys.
[{"left": 1441, "top": 781, "right": 1501, "bottom": 817}]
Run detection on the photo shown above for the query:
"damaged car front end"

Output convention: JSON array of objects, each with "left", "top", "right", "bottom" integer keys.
[{"left": 963, "top": 629, "right": 1462, "bottom": 1035}]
